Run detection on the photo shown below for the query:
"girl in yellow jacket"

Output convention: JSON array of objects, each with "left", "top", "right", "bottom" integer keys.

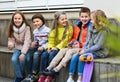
[{"left": 38, "top": 11, "right": 73, "bottom": 82}]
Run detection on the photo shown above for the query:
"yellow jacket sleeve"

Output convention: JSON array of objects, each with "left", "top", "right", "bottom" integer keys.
[
  {"left": 47, "top": 30, "right": 56, "bottom": 48},
  {"left": 56, "top": 26, "right": 73, "bottom": 49}
]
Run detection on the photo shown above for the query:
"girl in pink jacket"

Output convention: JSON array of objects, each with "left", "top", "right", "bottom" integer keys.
[{"left": 7, "top": 10, "right": 32, "bottom": 82}]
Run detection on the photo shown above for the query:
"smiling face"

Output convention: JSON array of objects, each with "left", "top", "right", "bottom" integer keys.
[
  {"left": 58, "top": 14, "right": 68, "bottom": 27},
  {"left": 13, "top": 13, "right": 23, "bottom": 27},
  {"left": 33, "top": 18, "right": 43, "bottom": 29},
  {"left": 80, "top": 12, "right": 90, "bottom": 25}
]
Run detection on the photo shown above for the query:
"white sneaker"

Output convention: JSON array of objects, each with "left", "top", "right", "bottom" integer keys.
[
  {"left": 67, "top": 78, "right": 74, "bottom": 82},
  {"left": 77, "top": 80, "right": 81, "bottom": 82}
]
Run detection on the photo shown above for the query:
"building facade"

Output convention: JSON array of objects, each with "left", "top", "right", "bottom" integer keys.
[{"left": 0, "top": 0, "right": 120, "bottom": 46}]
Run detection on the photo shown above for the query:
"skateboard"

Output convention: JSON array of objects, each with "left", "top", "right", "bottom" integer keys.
[
  {"left": 80, "top": 53, "right": 94, "bottom": 82},
  {"left": 44, "top": 76, "right": 55, "bottom": 82}
]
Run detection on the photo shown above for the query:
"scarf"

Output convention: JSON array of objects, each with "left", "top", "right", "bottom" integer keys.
[{"left": 13, "top": 23, "right": 26, "bottom": 33}]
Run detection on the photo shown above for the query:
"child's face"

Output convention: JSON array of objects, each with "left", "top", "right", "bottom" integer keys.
[
  {"left": 33, "top": 18, "right": 43, "bottom": 29},
  {"left": 14, "top": 13, "right": 23, "bottom": 27},
  {"left": 80, "top": 12, "right": 90, "bottom": 25},
  {"left": 58, "top": 14, "right": 68, "bottom": 27}
]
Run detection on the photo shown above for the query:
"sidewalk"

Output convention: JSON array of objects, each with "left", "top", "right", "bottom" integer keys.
[{"left": 0, "top": 77, "right": 14, "bottom": 82}]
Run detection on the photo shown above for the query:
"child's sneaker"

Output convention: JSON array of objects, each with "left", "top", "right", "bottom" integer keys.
[
  {"left": 66, "top": 78, "right": 74, "bottom": 82},
  {"left": 14, "top": 77, "right": 23, "bottom": 82},
  {"left": 21, "top": 74, "right": 31, "bottom": 82},
  {"left": 42, "top": 69, "right": 50, "bottom": 75},
  {"left": 76, "top": 80, "right": 81, "bottom": 82},
  {"left": 44, "top": 76, "right": 55, "bottom": 82},
  {"left": 44, "top": 69, "right": 59, "bottom": 76},
  {"left": 21, "top": 74, "right": 38, "bottom": 82},
  {"left": 38, "top": 75, "right": 46, "bottom": 82}
]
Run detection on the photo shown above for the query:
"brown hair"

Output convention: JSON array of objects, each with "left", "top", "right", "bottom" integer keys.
[
  {"left": 79, "top": 7, "right": 91, "bottom": 16},
  {"left": 32, "top": 13, "right": 45, "bottom": 26},
  {"left": 7, "top": 10, "right": 32, "bottom": 38}
]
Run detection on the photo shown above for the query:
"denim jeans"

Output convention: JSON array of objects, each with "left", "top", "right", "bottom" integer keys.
[
  {"left": 69, "top": 53, "right": 96, "bottom": 76},
  {"left": 11, "top": 49, "right": 26, "bottom": 78},
  {"left": 41, "top": 49, "right": 59, "bottom": 71},
  {"left": 25, "top": 48, "right": 35, "bottom": 75},
  {"left": 25, "top": 48, "right": 44, "bottom": 74},
  {"left": 32, "top": 50, "right": 44, "bottom": 73}
]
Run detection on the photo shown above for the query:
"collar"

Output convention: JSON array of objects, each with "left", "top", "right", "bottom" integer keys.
[
  {"left": 13, "top": 23, "right": 26, "bottom": 33},
  {"left": 38, "top": 25, "right": 45, "bottom": 30}
]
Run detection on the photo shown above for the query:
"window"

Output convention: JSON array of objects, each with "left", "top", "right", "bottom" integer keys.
[
  {"left": 0, "top": 0, "right": 84, "bottom": 13},
  {"left": 0, "top": 0, "right": 14, "bottom": 2}
]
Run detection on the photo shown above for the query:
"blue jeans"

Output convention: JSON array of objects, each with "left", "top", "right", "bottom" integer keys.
[
  {"left": 11, "top": 49, "right": 26, "bottom": 78},
  {"left": 25, "top": 48, "right": 44, "bottom": 74},
  {"left": 32, "top": 50, "right": 44, "bottom": 73},
  {"left": 41, "top": 49, "right": 59, "bottom": 71},
  {"left": 69, "top": 53, "right": 96, "bottom": 76},
  {"left": 25, "top": 49, "right": 35, "bottom": 75}
]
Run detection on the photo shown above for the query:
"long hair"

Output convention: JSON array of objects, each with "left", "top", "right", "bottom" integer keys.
[
  {"left": 51, "top": 11, "right": 72, "bottom": 43},
  {"left": 91, "top": 10, "right": 108, "bottom": 30},
  {"left": 7, "top": 10, "right": 32, "bottom": 38}
]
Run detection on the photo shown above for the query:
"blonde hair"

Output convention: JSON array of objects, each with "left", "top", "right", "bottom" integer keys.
[{"left": 91, "top": 10, "right": 108, "bottom": 30}]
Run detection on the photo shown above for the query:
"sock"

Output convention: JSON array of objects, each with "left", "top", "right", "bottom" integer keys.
[
  {"left": 53, "top": 68, "right": 59, "bottom": 72},
  {"left": 47, "top": 67, "right": 52, "bottom": 71}
]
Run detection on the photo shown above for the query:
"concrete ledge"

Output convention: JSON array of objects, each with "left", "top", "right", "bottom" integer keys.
[
  {"left": 0, "top": 46, "right": 13, "bottom": 53},
  {"left": 94, "top": 57, "right": 120, "bottom": 64},
  {"left": 0, "top": 46, "right": 120, "bottom": 82},
  {"left": 0, "top": 46, "right": 120, "bottom": 64}
]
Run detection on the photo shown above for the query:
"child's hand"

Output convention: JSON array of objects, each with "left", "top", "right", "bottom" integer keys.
[
  {"left": 47, "top": 48, "right": 52, "bottom": 53},
  {"left": 67, "top": 42, "right": 72, "bottom": 48},
  {"left": 78, "top": 49, "right": 85, "bottom": 55},
  {"left": 72, "top": 41, "right": 80, "bottom": 48},
  {"left": 51, "top": 47, "right": 58, "bottom": 50},
  {"left": 38, "top": 47, "right": 44, "bottom": 51},
  {"left": 78, "top": 49, "right": 81, "bottom": 55},
  {"left": 19, "top": 53, "right": 25, "bottom": 62},
  {"left": 30, "top": 42, "right": 36, "bottom": 48},
  {"left": 8, "top": 44, "right": 14, "bottom": 50},
  {"left": 72, "top": 43, "right": 80, "bottom": 48}
]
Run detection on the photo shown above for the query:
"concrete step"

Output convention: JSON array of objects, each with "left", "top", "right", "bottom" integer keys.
[{"left": 1, "top": 46, "right": 120, "bottom": 82}]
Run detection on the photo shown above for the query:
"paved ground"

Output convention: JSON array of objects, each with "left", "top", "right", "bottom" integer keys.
[{"left": 0, "top": 77, "right": 14, "bottom": 82}]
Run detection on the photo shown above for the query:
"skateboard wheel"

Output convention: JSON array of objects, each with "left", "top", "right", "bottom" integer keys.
[
  {"left": 80, "top": 56, "right": 86, "bottom": 62},
  {"left": 87, "top": 56, "right": 92, "bottom": 62}
]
